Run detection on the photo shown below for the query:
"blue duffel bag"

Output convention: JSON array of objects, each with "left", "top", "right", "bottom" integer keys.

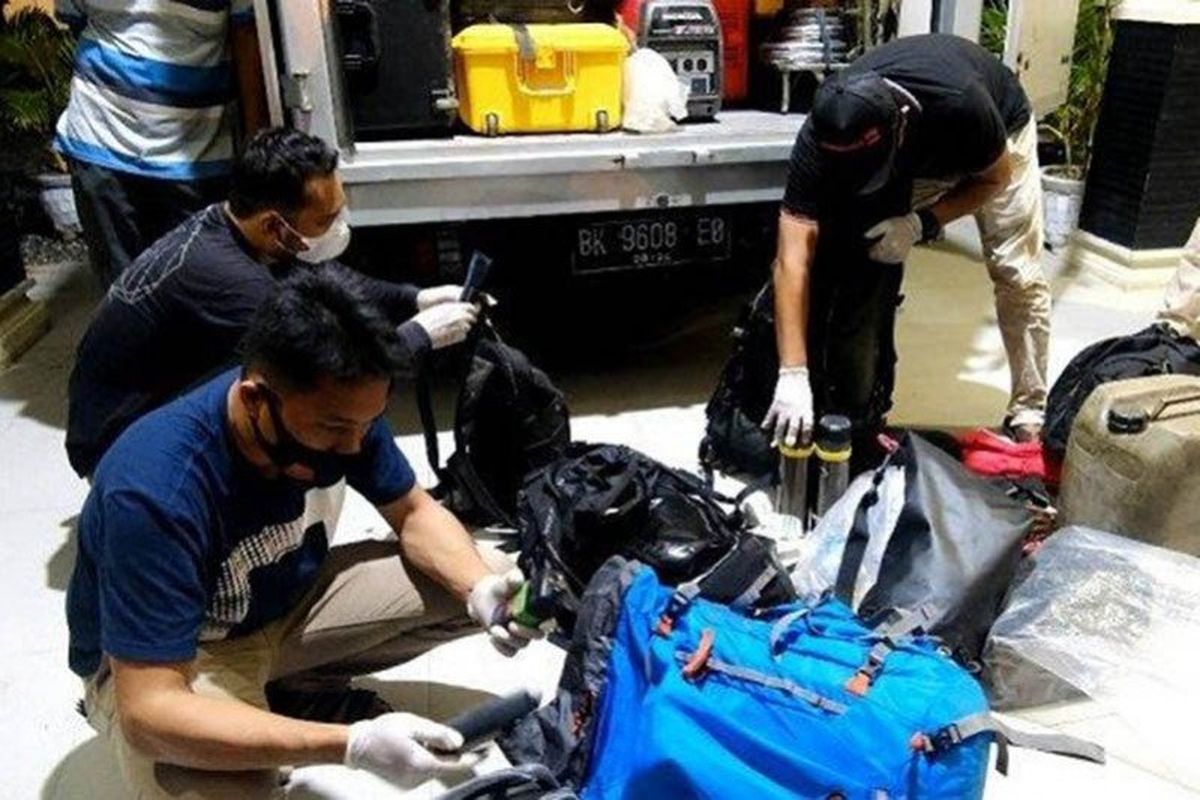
[{"left": 580, "top": 565, "right": 1103, "bottom": 800}]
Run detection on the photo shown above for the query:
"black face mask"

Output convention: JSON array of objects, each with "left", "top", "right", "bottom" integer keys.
[{"left": 250, "top": 385, "right": 350, "bottom": 485}]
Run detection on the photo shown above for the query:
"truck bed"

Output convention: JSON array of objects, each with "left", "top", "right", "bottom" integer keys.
[{"left": 341, "top": 111, "right": 804, "bottom": 226}]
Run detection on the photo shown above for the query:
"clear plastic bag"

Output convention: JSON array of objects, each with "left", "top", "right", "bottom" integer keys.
[
  {"left": 789, "top": 465, "right": 904, "bottom": 606},
  {"left": 622, "top": 49, "right": 688, "bottom": 134},
  {"left": 985, "top": 526, "right": 1200, "bottom": 788}
]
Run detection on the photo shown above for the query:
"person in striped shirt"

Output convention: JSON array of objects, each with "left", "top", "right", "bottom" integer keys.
[{"left": 54, "top": 0, "right": 268, "bottom": 286}]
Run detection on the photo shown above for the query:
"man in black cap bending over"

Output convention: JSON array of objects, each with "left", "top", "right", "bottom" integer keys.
[{"left": 763, "top": 34, "right": 1050, "bottom": 457}]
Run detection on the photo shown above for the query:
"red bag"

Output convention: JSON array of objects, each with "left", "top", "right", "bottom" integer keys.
[{"left": 959, "top": 429, "right": 1061, "bottom": 485}]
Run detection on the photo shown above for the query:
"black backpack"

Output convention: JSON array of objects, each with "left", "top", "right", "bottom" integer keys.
[
  {"left": 418, "top": 324, "right": 571, "bottom": 528},
  {"left": 1044, "top": 323, "right": 1200, "bottom": 457},
  {"left": 699, "top": 284, "right": 779, "bottom": 484},
  {"left": 515, "top": 443, "right": 795, "bottom": 633}
]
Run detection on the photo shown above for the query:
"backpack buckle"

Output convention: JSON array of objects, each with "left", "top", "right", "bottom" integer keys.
[
  {"left": 931, "top": 723, "right": 963, "bottom": 750},
  {"left": 844, "top": 671, "right": 872, "bottom": 697},
  {"left": 911, "top": 723, "right": 963, "bottom": 754},
  {"left": 655, "top": 584, "right": 700, "bottom": 637},
  {"left": 844, "top": 642, "right": 890, "bottom": 696}
]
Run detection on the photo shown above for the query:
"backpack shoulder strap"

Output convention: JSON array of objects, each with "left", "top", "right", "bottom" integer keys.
[
  {"left": 414, "top": 322, "right": 495, "bottom": 492},
  {"left": 833, "top": 452, "right": 896, "bottom": 602},
  {"left": 843, "top": 604, "right": 937, "bottom": 696},
  {"left": 415, "top": 354, "right": 442, "bottom": 477},
  {"left": 914, "top": 712, "right": 1106, "bottom": 775},
  {"left": 447, "top": 324, "right": 522, "bottom": 528}
]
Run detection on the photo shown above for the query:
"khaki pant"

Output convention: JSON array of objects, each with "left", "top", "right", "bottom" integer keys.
[
  {"left": 83, "top": 540, "right": 513, "bottom": 799},
  {"left": 1160, "top": 218, "right": 1200, "bottom": 339},
  {"left": 913, "top": 117, "right": 1051, "bottom": 428}
]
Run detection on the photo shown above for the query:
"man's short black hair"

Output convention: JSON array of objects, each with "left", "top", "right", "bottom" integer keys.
[
  {"left": 228, "top": 128, "right": 340, "bottom": 218},
  {"left": 240, "top": 264, "right": 401, "bottom": 392}
]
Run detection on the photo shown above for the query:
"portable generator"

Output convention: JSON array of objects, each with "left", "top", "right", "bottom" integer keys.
[{"left": 621, "top": 0, "right": 723, "bottom": 119}]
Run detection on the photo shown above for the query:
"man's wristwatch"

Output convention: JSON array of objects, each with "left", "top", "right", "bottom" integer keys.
[{"left": 916, "top": 209, "right": 943, "bottom": 244}]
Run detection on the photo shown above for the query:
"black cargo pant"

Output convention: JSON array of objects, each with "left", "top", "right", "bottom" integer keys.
[
  {"left": 806, "top": 249, "right": 904, "bottom": 470},
  {"left": 69, "top": 158, "right": 227, "bottom": 287}
]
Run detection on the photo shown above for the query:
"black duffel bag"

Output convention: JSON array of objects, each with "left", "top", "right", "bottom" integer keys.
[
  {"left": 1044, "top": 322, "right": 1200, "bottom": 457},
  {"left": 830, "top": 433, "right": 1032, "bottom": 665}
]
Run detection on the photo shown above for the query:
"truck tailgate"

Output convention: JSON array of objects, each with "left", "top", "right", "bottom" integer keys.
[{"left": 340, "top": 111, "right": 804, "bottom": 226}]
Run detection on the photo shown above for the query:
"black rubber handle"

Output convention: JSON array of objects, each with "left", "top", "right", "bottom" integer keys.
[
  {"left": 460, "top": 251, "right": 494, "bottom": 303},
  {"left": 443, "top": 688, "right": 541, "bottom": 751}
]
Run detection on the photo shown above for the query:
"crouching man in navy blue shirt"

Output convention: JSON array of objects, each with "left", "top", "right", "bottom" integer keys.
[{"left": 66, "top": 264, "right": 538, "bottom": 797}]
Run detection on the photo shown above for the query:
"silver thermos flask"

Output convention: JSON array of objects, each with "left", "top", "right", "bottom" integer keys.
[
  {"left": 776, "top": 441, "right": 814, "bottom": 530},
  {"left": 813, "top": 414, "right": 853, "bottom": 518}
]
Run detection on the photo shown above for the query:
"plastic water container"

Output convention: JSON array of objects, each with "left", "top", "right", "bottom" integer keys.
[{"left": 1059, "top": 374, "right": 1200, "bottom": 555}]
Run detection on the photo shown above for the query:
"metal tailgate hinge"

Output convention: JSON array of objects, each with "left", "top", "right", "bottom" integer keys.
[{"left": 281, "top": 70, "right": 313, "bottom": 113}]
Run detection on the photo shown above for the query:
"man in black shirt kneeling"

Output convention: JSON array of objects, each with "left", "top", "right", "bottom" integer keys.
[{"left": 67, "top": 128, "right": 478, "bottom": 477}]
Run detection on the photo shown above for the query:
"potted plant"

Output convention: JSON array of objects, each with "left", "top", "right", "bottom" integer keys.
[
  {"left": 980, "top": 0, "right": 1008, "bottom": 57},
  {"left": 0, "top": 1, "right": 78, "bottom": 247},
  {"left": 980, "top": 0, "right": 1116, "bottom": 249},
  {"left": 1039, "top": 0, "right": 1115, "bottom": 248}
]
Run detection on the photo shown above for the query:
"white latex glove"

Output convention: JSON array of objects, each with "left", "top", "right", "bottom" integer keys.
[
  {"left": 416, "top": 285, "right": 497, "bottom": 311},
  {"left": 410, "top": 302, "right": 479, "bottom": 350},
  {"left": 762, "top": 366, "right": 814, "bottom": 448},
  {"left": 865, "top": 212, "right": 922, "bottom": 264},
  {"left": 467, "top": 568, "right": 545, "bottom": 656},
  {"left": 415, "top": 285, "right": 465, "bottom": 310},
  {"left": 344, "top": 712, "right": 465, "bottom": 789}
]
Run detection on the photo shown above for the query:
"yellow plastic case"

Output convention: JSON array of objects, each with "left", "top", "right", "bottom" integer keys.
[{"left": 451, "top": 24, "right": 628, "bottom": 136}]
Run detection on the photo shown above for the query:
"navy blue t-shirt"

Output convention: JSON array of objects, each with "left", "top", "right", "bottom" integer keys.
[{"left": 66, "top": 368, "right": 416, "bottom": 678}]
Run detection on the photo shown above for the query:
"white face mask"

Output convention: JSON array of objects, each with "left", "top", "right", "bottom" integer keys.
[{"left": 294, "top": 209, "right": 351, "bottom": 264}]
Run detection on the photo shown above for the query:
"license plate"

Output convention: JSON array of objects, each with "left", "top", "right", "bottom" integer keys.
[{"left": 571, "top": 213, "right": 733, "bottom": 274}]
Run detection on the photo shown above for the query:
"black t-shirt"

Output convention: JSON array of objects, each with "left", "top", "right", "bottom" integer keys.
[
  {"left": 783, "top": 34, "right": 1032, "bottom": 226},
  {"left": 66, "top": 205, "right": 424, "bottom": 477}
]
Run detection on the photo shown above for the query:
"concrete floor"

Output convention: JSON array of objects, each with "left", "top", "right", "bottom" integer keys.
[{"left": 4, "top": 218, "right": 1193, "bottom": 798}]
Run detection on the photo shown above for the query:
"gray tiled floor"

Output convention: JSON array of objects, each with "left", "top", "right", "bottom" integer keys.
[{"left": 4, "top": 220, "right": 1195, "bottom": 798}]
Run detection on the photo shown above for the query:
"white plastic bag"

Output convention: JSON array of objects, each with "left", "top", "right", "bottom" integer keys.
[
  {"left": 622, "top": 49, "right": 688, "bottom": 134},
  {"left": 789, "top": 465, "right": 904, "bottom": 606}
]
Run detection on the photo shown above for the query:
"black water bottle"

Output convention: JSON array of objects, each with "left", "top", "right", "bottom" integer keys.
[{"left": 813, "top": 415, "right": 852, "bottom": 518}]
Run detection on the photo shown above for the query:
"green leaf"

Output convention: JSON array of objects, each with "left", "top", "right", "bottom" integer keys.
[{"left": 0, "top": 6, "right": 74, "bottom": 152}]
